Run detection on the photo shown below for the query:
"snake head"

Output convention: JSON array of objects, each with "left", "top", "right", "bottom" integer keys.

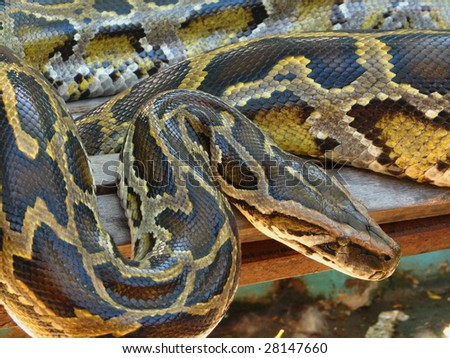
[
  {"left": 230, "top": 157, "right": 401, "bottom": 281},
  {"left": 302, "top": 163, "right": 401, "bottom": 280}
]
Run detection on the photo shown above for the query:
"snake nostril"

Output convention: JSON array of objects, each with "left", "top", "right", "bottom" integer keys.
[{"left": 383, "top": 254, "right": 392, "bottom": 262}]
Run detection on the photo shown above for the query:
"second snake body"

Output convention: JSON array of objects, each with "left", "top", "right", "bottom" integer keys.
[{"left": 78, "top": 30, "right": 450, "bottom": 186}]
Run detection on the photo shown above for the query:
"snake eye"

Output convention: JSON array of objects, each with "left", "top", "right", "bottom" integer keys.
[
  {"left": 318, "top": 243, "right": 339, "bottom": 255},
  {"left": 337, "top": 236, "right": 350, "bottom": 246}
]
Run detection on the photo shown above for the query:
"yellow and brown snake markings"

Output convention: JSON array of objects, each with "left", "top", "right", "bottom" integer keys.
[
  {"left": 0, "top": 0, "right": 449, "bottom": 338},
  {"left": 78, "top": 30, "right": 450, "bottom": 185},
  {"left": 2, "top": 0, "right": 449, "bottom": 100}
]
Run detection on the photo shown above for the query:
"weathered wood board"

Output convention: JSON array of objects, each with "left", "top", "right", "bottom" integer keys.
[
  {"left": 74, "top": 95, "right": 450, "bottom": 260},
  {"left": 91, "top": 154, "right": 450, "bottom": 244},
  {"left": 89, "top": 154, "right": 450, "bottom": 285}
]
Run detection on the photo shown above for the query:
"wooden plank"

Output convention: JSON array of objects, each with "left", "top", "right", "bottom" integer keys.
[
  {"left": 97, "top": 195, "right": 130, "bottom": 246},
  {"left": 71, "top": 99, "right": 450, "bottom": 226},
  {"left": 68, "top": 97, "right": 110, "bottom": 118},
  {"left": 94, "top": 170, "right": 450, "bottom": 285},
  {"left": 69, "top": 100, "right": 450, "bottom": 286},
  {"left": 334, "top": 168, "right": 450, "bottom": 223},
  {"left": 91, "top": 154, "right": 450, "bottom": 246},
  {"left": 236, "top": 214, "right": 450, "bottom": 285},
  {"left": 114, "top": 214, "right": 450, "bottom": 286},
  {"left": 90, "top": 153, "right": 450, "bottom": 285}
]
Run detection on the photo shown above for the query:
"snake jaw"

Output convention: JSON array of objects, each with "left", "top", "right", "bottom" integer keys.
[
  {"left": 291, "top": 233, "right": 399, "bottom": 281},
  {"left": 297, "top": 209, "right": 401, "bottom": 280},
  {"left": 277, "top": 232, "right": 400, "bottom": 281},
  {"left": 314, "top": 232, "right": 401, "bottom": 280},
  {"left": 233, "top": 196, "right": 400, "bottom": 281}
]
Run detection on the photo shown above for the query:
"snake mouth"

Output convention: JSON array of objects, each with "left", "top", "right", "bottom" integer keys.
[
  {"left": 234, "top": 200, "right": 401, "bottom": 280},
  {"left": 314, "top": 238, "right": 400, "bottom": 281}
]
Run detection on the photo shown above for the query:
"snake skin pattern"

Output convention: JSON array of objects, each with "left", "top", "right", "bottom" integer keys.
[
  {"left": 78, "top": 30, "right": 450, "bottom": 186},
  {"left": 2, "top": 0, "right": 450, "bottom": 100},
  {"left": 0, "top": 47, "right": 399, "bottom": 337},
  {"left": 0, "top": 0, "right": 449, "bottom": 338},
  {"left": 0, "top": 47, "right": 240, "bottom": 337}
]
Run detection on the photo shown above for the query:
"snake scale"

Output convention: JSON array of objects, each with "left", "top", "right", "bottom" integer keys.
[{"left": 0, "top": 0, "right": 449, "bottom": 337}]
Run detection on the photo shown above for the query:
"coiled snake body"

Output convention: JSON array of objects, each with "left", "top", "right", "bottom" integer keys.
[{"left": 1, "top": 0, "right": 449, "bottom": 337}]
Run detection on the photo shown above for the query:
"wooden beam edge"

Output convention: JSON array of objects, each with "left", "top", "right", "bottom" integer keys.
[
  {"left": 96, "top": 192, "right": 450, "bottom": 247},
  {"left": 117, "top": 214, "right": 450, "bottom": 286}
]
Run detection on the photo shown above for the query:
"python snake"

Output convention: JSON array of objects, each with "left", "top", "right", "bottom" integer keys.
[{"left": 1, "top": 0, "right": 449, "bottom": 337}]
